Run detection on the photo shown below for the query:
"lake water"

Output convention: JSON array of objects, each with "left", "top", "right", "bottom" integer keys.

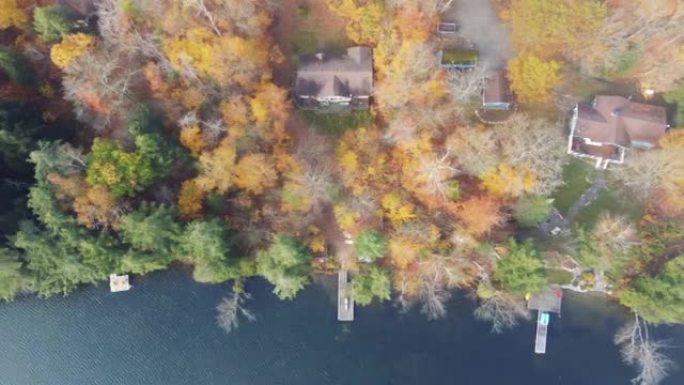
[{"left": 0, "top": 269, "right": 682, "bottom": 385}]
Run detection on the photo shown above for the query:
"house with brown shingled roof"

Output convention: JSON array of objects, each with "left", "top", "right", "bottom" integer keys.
[
  {"left": 567, "top": 96, "right": 669, "bottom": 169},
  {"left": 295, "top": 47, "right": 373, "bottom": 111},
  {"left": 482, "top": 70, "right": 513, "bottom": 110}
]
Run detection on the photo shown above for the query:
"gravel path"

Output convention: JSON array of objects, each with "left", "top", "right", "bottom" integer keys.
[
  {"left": 540, "top": 170, "right": 606, "bottom": 235},
  {"left": 565, "top": 171, "right": 606, "bottom": 224}
]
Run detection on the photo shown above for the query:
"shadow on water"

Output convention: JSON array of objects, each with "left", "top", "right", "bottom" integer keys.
[{"left": 0, "top": 269, "right": 682, "bottom": 385}]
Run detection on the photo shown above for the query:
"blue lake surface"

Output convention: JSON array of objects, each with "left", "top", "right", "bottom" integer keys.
[{"left": 0, "top": 269, "right": 682, "bottom": 385}]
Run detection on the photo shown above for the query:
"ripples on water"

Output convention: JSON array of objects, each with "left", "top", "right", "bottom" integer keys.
[{"left": 0, "top": 269, "right": 682, "bottom": 385}]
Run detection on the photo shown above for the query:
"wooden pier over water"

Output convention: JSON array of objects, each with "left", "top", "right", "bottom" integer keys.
[
  {"left": 534, "top": 312, "right": 549, "bottom": 354},
  {"left": 337, "top": 270, "right": 354, "bottom": 321},
  {"left": 527, "top": 287, "right": 563, "bottom": 354}
]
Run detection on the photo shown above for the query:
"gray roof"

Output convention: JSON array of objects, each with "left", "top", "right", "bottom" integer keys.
[{"left": 295, "top": 47, "right": 373, "bottom": 98}]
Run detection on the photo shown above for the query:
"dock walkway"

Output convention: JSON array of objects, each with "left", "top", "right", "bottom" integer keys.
[
  {"left": 535, "top": 312, "right": 549, "bottom": 354},
  {"left": 337, "top": 270, "right": 354, "bottom": 321},
  {"left": 528, "top": 287, "right": 563, "bottom": 354}
]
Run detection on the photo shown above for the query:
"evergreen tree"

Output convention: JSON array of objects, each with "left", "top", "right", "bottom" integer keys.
[
  {"left": 256, "top": 235, "right": 312, "bottom": 300},
  {"left": 0, "top": 247, "right": 33, "bottom": 301},
  {"left": 354, "top": 230, "right": 388, "bottom": 262},
  {"left": 494, "top": 239, "right": 548, "bottom": 296},
  {"left": 350, "top": 266, "right": 391, "bottom": 305},
  {"left": 33, "top": 5, "right": 75, "bottom": 43},
  {"left": 179, "top": 219, "right": 243, "bottom": 283},
  {"left": 620, "top": 255, "right": 684, "bottom": 324},
  {"left": 0, "top": 46, "right": 35, "bottom": 86},
  {"left": 119, "top": 203, "right": 182, "bottom": 254}
]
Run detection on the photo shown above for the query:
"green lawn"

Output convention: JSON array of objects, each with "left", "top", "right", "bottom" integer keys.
[
  {"left": 547, "top": 269, "right": 574, "bottom": 285},
  {"left": 300, "top": 110, "right": 372, "bottom": 136},
  {"left": 573, "top": 187, "right": 643, "bottom": 229},
  {"left": 551, "top": 159, "right": 595, "bottom": 215}
]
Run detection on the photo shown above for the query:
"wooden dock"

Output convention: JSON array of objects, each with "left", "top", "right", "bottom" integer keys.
[
  {"left": 528, "top": 287, "right": 563, "bottom": 354},
  {"left": 534, "top": 312, "right": 549, "bottom": 354},
  {"left": 337, "top": 270, "right": 354, "bottom": 321}
]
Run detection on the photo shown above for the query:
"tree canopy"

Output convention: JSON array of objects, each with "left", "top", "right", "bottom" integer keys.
[
  {"left": 0, "top": 0, "right": 27, "bottom": 30},
  {"left": 354, "top": 230, "right": 389, "bottom": 262},
  {"left": 620, "top": 255, "right": 684, "bottom": 324},
  {"left": 33, "top": 5, "right": 76, "bottom": 43},
  {"left": 507, "top": 55, "right": 562, "bottom": 104},
  {"left": 0, "top": 247, "right": 33, "bottom": 301},
  {"left": 0, "top": 46, "right": 36, "bottom": 87},
  {"left": 179, "top": 219, "right": 240, "bottom": 284},
  {"left": 494, "top": 239, "right": 548, "bottom": 296},
  {"left": 351, "top": 266, "right": 391, "bottom": 305},
  {"left": 256, "top": 236, "right": 312, "bottom": 300},
  {"left": 119, "top": 203, "right": 182, "bottom": 254},
  {"left": 504, "top": 0, "right": 606, "bottom": 61}
]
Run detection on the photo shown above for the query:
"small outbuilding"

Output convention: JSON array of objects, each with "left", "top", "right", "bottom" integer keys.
[
  {"left": 482, "top": 70, "right": 513, "bottom": 110},
  {"left": 439, "top": 49, "right": 478, "bottom": 71}
]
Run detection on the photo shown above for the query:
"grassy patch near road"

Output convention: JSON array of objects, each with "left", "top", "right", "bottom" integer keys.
[{"left": 547, "top": 269, "right": 574, "bottom": 285}]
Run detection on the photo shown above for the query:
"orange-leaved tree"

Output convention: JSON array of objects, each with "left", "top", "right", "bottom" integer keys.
[
  {"left": 456, "top": 196, "right": 505, "bottom": 236},
  {"left": 178, "top": 179, "right": 205, "bottom": 219}
]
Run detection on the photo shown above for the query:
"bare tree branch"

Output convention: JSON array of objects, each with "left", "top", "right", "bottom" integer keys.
[
  {"left": 615, "top": 313, "right": 676, "bottom": 385},
  {"left": 216, "top": 291, "right": 255, "bottom": 334}
]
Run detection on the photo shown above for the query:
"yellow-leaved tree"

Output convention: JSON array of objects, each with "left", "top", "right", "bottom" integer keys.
[
  {"left": 503, "top": 0, "right": 606, "bottom": 61},
  {"left": 480, "top": 164, "right": 536, "bottom": 198},
  {"left": 194, "top": 138, "right": 236, "bottom": 194},
  {"left": 179, "top": 124, "right": 205, "bottom": 156},
  {"left": 50, "top": 33, "right": 95, "bottom": 69},
  {"left": 507, "top": 55, "right": 562, "bottom": 104},
  {"left": 0, "top": 0, "right": 27, "bottom": 30},
  {"left": 381, "top": 192, "right": 416, "bottom": 227},
  {"left": 325, "top": 0, "right": 384, "bottom": 45},
  {"left": 233, "top": 153, "right": 278, "bottom": 195},
  {"left": 163, "top": 26, "right": 270, "bottom": 89}
]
